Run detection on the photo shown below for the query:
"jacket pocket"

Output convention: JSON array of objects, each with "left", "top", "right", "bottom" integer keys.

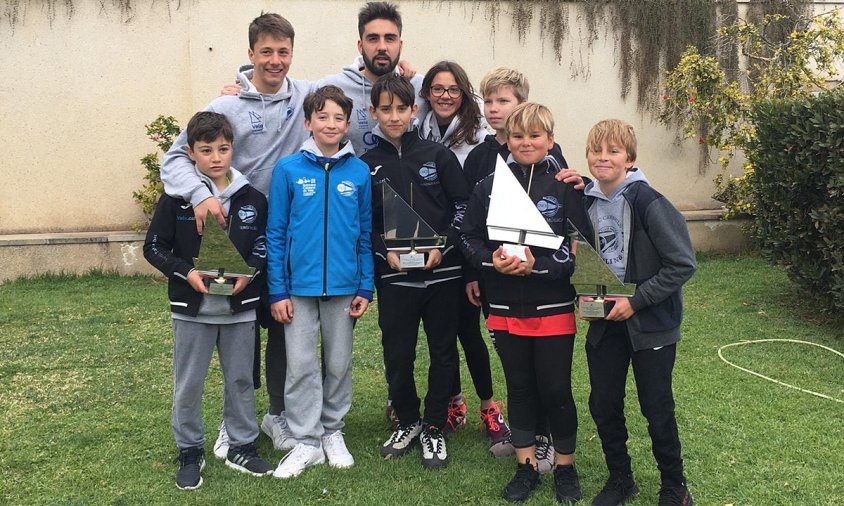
[{"left": 634, "top": 291, "right": 681, "bottom": 333}]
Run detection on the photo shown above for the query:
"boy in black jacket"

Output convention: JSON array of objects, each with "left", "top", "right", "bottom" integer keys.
[
  {"left": 144, "top": 112, "right": 272, "bottom": 490},
  {"left": 460, "top": 103, "right": 589, "bottom": 503},
  {"left": 361, "top": 74, "right": 469, "bottom": 470}
]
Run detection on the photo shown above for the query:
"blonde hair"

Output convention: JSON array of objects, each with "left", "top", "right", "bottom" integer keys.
[
  {"left": 586, "top": 119, "right": 637, "bottom": 161},
  {"left": 505, "top": 102, "right": 554, "bottom": 137},
  {"left": 479, "top": 67, "right": 529, "bottom": 102}
]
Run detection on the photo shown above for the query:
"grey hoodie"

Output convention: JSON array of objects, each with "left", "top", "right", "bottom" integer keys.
[
  {"left": 583, "top": 168, "right": 650, "bottom": 281},
  {"left": 318, "top": 56, "right": 426, "bottom": 156},
  {"left": 161, "top": 65, "right": 315, "bottom": 204}
]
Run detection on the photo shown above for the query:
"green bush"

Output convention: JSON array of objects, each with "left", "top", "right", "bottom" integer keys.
[
  {"left": 132, "top": 115, "right": 181, "bottom": 230},
  {"left": 749, "top": 89, "right": 844, "bottom": 314}
]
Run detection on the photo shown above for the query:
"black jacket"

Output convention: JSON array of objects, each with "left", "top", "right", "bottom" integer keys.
[
  {"left": 463, "top": 134, "right": 569, "bottom": 188},
  {"left": 143, "top": 185, "right": 268, "bottom": 316},
  {"left": 459, "top": 160, "right": 588, "bottom": 318},
  {"left": 361, "top": 130, "right": 470, "bottom": 286}
]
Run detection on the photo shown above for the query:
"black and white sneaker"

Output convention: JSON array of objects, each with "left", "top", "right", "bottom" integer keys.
[
  {"left": 225, "top": 442, "right": 273, "bottom": 476},
  {"left": 176, "top": 446, "right": 205, "bottom": 490},
  {"left": 420, "top": 425, "right": 448, "bottom": 469},
  {"left": 381, "top": 420, "right": 422, "bottom": 459}
]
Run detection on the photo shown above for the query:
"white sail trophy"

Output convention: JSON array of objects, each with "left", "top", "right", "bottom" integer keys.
[{"left": 486, "top": 155, "right": 564, "bottom": 260}]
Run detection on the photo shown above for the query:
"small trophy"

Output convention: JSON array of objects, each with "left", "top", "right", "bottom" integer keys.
[
  {"left": 193, "top": 211, "right": 256, "bottom": 296},
  {"left": 381, "top": 181, "right": 445, "bottom": 269},
  {"left": 567, "top": 219, "right": 636, "bottom": 318},
  {"left": 486, "top": 156, "right": 564, "bottom": 260}
]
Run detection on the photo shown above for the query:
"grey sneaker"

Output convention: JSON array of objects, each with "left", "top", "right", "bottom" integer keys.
[
  {"left": 212, "top": 421, "right": 229, "bottom": 460},
  {"left": 262, "top": 411, "right": 295, "bottom": 451},
  {"left": 420, "top": 425, "right": 448, "bottom": 469},
  {"left": 381, "top": 420, "right": 422, "bottom": 459},
  {"left": 225, "top": 442, "right": 273, "bottom": 476},
  {"left": 176, "top": 446, "right": 205, "bottom": 490},
  {"left": 535, "top": 435, "right": 554, "bottom": 474}
]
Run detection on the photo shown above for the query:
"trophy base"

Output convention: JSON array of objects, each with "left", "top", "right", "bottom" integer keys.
[
  {"left": 503, "top": 243, "right": 526, "bottom": 261},
  {"left": 399, "top": 251, "right": 426, "bottom": 269},
  {"left": 579, "top": 298, "right": 616, "bottom": 319},
  {"left": 206, "top": 278, "right": 234, "bottom": 296}
]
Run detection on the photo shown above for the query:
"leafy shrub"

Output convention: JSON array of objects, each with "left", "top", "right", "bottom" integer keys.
[
  {"left": 749, "top": 90, "right": 844, "bottom": 313},
  {"left": 133, "top": 116, "right": 181, "bottom": 229}
]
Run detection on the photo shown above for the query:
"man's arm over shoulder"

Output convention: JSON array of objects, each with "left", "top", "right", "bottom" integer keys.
[
  {"left": 161, "top": 116, "right": 213, "bottom": 207},
  {"left": 629, "top": 196, "right": 697, "bottom": 312}
]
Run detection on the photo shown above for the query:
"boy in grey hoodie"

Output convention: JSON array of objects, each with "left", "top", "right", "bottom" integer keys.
[
  {"left": 160, "top": 12, "right": 306, "bottom": 460},
  {"left": 580, "top": 119, "right": 696, "bottom": 506}
]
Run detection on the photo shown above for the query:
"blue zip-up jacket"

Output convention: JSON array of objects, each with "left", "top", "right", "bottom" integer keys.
[{"left": 266, "top": 138, "right": 374, "bottom": 301}]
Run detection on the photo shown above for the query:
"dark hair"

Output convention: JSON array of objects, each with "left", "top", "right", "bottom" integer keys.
[
  {"left": 358, "top": 2, "right": 402, "bottom": 37},
  {"left": 370, "top": 74, "right": 416, "bottom": 108},
  {"left": 420, "top": 61, "right": 481, "bottom": 149},
  {"left": 186, "top": 111, "right": 234, "bottom": 148},
  {"left": 304, "top": 85, "right": 354, "bottom": 120},
  {"left": 249, "top": 12, "right": 295, "bottom": 49}
]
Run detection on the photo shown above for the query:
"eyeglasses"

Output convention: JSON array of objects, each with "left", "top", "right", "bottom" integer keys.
[{"left": 429, "top": 85, "right": 462, "bottom": 98}]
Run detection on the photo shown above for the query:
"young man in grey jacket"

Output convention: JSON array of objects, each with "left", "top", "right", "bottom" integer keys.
[{"left": 160, "top": 12, "right": 306, "bottom": 460}]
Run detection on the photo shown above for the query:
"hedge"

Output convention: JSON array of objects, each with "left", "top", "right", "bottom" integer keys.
[{"left": 749, "top": 89, "right": 844, "bottom": 315}]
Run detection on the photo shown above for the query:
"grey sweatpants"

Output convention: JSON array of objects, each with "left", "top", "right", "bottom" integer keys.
[
  {"left": 284, "top": 295, "right": 355, "bottom": 447},
  {"left": 171, "top": 319, "right": 258, "bottom": 450}
]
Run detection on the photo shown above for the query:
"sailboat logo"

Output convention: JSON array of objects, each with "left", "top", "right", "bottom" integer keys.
[{"left": 419, "top": 162, "right": 438, "bottom": 182}]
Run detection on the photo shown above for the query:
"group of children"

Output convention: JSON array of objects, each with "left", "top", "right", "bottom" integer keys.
[{"left": 143, "top": 4, "right": 696, "bottom": 506}]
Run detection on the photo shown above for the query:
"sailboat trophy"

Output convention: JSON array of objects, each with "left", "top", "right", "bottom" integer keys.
[
  {"left": 193, "top": 211, "right": 256, "bottom": 295},
  {"left": 566, "top": 219, "right": 636, "bottom": 318},
  {"left": 381, "top": 181, "right": 445, "bottom": 269},
  {"left": 486, "top": 156, "right": 565, "bottom": 261}
]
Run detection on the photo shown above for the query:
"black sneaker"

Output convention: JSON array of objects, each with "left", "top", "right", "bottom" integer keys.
[
  {"left": 420, "top": 425, "right": 448, "bottom": 469},
  {"left": 381, "top": 420, "right": 422, "bottom": 459},
  {"left": 225, "top": 442, "right": 273, "bottom": 476},
  {"left": 176, "top": 446, "right": 205, "bottom": 490},
  {"left": 554, "top": 464, "right": 583, "bottom": 503},
  {"left": 658, "top": 484, "right": 694, "bottom": 506},
  {"left": 592, "top": 471, "right": 639, "bottom": 506},
  {"left": 502, "top": 459, "right": 541, "bottom": 502}
]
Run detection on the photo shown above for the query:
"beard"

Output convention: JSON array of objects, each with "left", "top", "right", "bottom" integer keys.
[{"left": 362, "top": 50, "right": 399, "bottom": 77}]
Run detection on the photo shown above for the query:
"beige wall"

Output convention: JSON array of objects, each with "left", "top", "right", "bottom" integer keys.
[{"left": 0, "top": 0, "right": 768, "bottom": 234}]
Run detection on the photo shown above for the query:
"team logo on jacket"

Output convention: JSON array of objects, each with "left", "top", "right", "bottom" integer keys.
[
  {"left": 419, "top": 162, "right": 438, "bottom": 182},
  {"left": 297, "top": 177, "right": 317, "bottom": 197},
  {"left": 286, "top": 107, "right": 294, "bottom": 119},
  {"left": 249, "top": 111, "right": 263, "bottom": 134},
  {"left": 598, "top": 215, "right": 624, "bottom": 266},
  {"left": 337, "top": 181, "right": 356, "bottom": 197},
  {"left": 536, "top": 196, "right": 560, "bottom": 219},
  {"left": 238, "top": 205, "right": 258, "bottom": 224}
]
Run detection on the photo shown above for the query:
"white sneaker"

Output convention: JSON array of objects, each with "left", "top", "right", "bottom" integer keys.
[
  {"left": 420, "top": 425, "right": 448, "bottom": 469},
  {"left": 273, "top": 443, "right": 325, "bottom": 479},
  {"left": 322, "top": 431, "right": 354, "bottom": 469},
  {"left": 262, "top": 411, "right": 295, "bottom": 451},
  {"left": 212, "top": 421, "right": 229, "bottom": 460}
]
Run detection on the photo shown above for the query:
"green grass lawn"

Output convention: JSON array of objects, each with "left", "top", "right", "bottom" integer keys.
[{"left": 1, "top": 255, "right": 841, "bottom": 505}]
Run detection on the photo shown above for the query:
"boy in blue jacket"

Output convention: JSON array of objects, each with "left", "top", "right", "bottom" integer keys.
[
  {"left": 266, "top": 85, "right": 374, "bottom": 479},
  {"left": 144, "top": 111, "right": 273, "bottom": 490},
  {"left": 581, "top": 119, "right": 696, "bottom": 506}
]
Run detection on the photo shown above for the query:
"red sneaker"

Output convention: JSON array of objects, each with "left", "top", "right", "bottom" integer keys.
[{"left": 443, "top": 395, "right": 467, "bottom": 435}]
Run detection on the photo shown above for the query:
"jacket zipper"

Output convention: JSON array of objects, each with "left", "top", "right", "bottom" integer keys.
[{"left": 322, "top": 161, "right": 330, "bottom": 297}]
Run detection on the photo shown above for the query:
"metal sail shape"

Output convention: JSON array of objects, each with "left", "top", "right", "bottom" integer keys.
[
  {"left": 486, "top": 155, "right": 564, "bottom": 250},
  {"left": 193, "top": 211, "right": 255, "bottom": 278},
  {"left": 381, "top": 181, "right": 443, "bottom": 250},
  {"left": 566, "top": 219, "right": 636, "bottom": 297}
]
